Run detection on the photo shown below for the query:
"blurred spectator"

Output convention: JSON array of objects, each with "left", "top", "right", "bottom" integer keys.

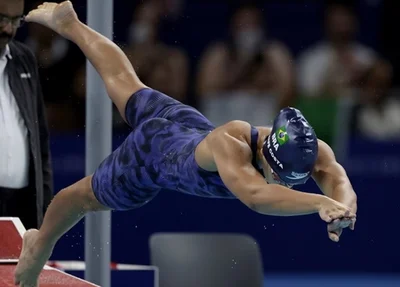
[
  {"left": 0, "top": 0, "right": 53, "bottom": 229},
  {"left": 123, "top": 0, "right": 189, "bottom": 102},
  {"left": 24, "top": 1, "right": 85, "bottom": 131},
  {"left": 350, "top": 60, "right": 400, "bottom": 140},
  {"left": 297, "top": 3, "right": 387, "bottom": 99},
  {"left": 196, "top": 4, "right": 295, "bottom": 127},
  {"left": 296, "top": 2, "right": 397, "bottom": 140}
]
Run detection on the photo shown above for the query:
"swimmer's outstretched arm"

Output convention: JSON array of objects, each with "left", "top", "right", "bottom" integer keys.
[
  {"left": 312, "top": 140, "right": 357, "bottom": 214},
  {"left": 209, "top": 128, "right": 356, "bottom": 222},
  {"left": 25, "top": 1, "right": 146, "bottom": 122},
  {"left": 311, "top": 140, "right": 357, "bottom": 241}
]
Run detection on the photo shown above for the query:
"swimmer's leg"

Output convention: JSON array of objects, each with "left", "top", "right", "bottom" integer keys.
[
  {"left": 66, "top": 21, "right": 146, "bottom": 123},
  {"left": 27, "top": 1, "right": 147, "bottom": 123},
  {"left": 36, "top": 175, "right": 108, "bottom": 245},
  {"left": 14, "top": 175, "right": 108, "bottom": 286}
]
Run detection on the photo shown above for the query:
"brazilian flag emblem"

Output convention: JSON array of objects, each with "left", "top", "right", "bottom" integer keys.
[{"left": 276, "top": 126, "right": 289, "bottom": 145}]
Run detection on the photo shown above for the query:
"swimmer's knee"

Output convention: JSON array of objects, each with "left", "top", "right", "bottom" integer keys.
[{"left": 64, "top": 175, "right": 111, "bottom": 212}]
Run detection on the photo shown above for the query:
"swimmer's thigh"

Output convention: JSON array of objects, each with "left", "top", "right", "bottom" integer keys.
[
  {"left": 125, "top": 88, "right": 214, "bottom": 131},
  {"left": 91, "top": 132, "right": 161, "bottom": 210}
]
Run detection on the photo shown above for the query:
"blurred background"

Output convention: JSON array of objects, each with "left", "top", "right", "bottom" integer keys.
[{"left": 17, "top": 0, "right": 400, "bottom": 285}]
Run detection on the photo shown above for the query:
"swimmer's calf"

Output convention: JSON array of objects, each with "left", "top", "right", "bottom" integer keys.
[{"left": 14, "top": 175, "right": 108, "bottom": 286}]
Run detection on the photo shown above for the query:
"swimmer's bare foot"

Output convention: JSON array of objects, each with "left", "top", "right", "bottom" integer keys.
[
  {"left": 14, "top": 229, "right": 54, "bottom": 287},
  {"left": 24, "top": 1, "right": 79, "bottom": 39}
]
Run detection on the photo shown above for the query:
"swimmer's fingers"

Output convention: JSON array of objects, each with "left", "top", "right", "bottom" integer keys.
[
  {"left": 343, "top": 209, "right": 357, "bottom": 219},
  {"left": 349, "top": 218, "right": 356, "bottom": 230},
  {"left": 326, "top": 218, "right": 355, "bottom": 242},
  {"left": 328, "top": 218, "right": 352, "bottom": 231},
  {"left": 327, "top": 219, "right": 344, "bottom": 242},
  {"left": 328, "top": 228, "right": 342, "bottom": 242}
]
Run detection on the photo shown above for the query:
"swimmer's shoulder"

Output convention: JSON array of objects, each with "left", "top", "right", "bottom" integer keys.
[
  {"left": 195, "top": 121, "right": 251, "bottom": 171},
  {"left": 204, "top": 121, "right": 272, "bottom": 148},
  {"left": 195, "top": 121, "right": 271, "bottom": 171},
  {"left": 207, "top": 120, "right": 251, "bottom": 143}
]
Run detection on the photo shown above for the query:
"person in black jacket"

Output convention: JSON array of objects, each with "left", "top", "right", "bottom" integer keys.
[{"left": 0, "top": 0, "right": 53, "bottom": 229}]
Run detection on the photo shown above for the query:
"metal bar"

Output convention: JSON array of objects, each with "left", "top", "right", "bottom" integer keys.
[{"left": 84, "top": 0, "right": 113, "bottom": 286}]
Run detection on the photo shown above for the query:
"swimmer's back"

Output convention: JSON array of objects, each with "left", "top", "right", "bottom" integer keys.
[
  {"left": 135, "top": 117, "right": 235, "bottom": 198},
  {"left": 92, "top": 88, "right": 235, "bottom": 210}
]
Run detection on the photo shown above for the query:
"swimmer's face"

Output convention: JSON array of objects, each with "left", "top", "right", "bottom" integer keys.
[
  {"left": 0, "top": 0, "right": 24, "bottom": 50},
  {"left": 265, "top": 167, "right": 293, "bottom": 189},
  {"left": 258, "top": 150, "right": 293, "bottom": 189}
]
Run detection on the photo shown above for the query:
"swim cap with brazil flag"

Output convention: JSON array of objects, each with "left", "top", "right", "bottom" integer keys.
[{"left": 262, "top": 107, "right": 318, "bottom": 185}]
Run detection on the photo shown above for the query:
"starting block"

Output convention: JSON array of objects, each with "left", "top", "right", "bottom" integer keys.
[{"left": 0, "top": 217, "right": 158, "bottom": 287}]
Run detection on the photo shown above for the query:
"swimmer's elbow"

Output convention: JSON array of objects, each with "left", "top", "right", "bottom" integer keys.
[
  {"left": 226, "top": 175, "right": 273, "bottom": 212},
  {"left": 246, "top": 195, "right": 271, "bottom": 214},
  {"left": 244, "top": 186, "right": 285, "bottom": 215},
  {"left": 241, "top": 187, "right": 271, "bottom": 213}
]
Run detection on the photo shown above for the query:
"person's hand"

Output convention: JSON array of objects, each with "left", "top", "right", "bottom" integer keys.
[
  {"left": 327, "top": 217, "right": 356, "bottom": 242},
  {"left": 318, "top": 196, "right": 356, "bottom": 227},
  {"left": 25, "top": 1, "right": 79, "bottom": 39}
]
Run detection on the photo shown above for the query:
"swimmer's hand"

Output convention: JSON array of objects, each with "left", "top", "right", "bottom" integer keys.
[
  {"left": 327, "top": 217, "right": 356, "bottom": 242},
  {"left": 25, "top": 1, "right": 78, "bottom": 39},
  {"left": 318, "top": 197, "right": 356, "bottom": 239}
]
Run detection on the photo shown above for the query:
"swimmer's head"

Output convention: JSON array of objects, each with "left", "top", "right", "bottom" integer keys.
[{"left": 261, "top": 107, "right": 318, "bottom": 187}]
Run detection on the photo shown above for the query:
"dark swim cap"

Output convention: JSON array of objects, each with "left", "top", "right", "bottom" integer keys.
[{"left": 262, "top": 107, "right": 318, "bottom": 185}]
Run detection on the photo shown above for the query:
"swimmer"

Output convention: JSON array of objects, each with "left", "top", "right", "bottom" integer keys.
[{"left": 15, "top": 2, "right": 357, "bottom": 286}]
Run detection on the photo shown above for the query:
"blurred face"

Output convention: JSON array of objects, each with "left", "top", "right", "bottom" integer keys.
[
  {"left": 231, "top": 7, "right": 264, "bottom": 55},
  {"left": 0, "top": 0, "right": 24, "bottom": 50},
  {"left": 129, "top": 1, "right": 161, "bottom": 45},
  {"left": 258, "top": 149, "right": 293, "bottom": 189},
  {"left": 326, "top": 6, "right": 356, "bottom": 45}
]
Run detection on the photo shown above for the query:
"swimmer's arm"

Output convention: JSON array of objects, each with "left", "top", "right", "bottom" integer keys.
[
  {"left": 312, "top": 140, "right": 358, "bottom": 213},
  {"left": 210, "top": 131, "right": 328, "bottom": 216}
]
